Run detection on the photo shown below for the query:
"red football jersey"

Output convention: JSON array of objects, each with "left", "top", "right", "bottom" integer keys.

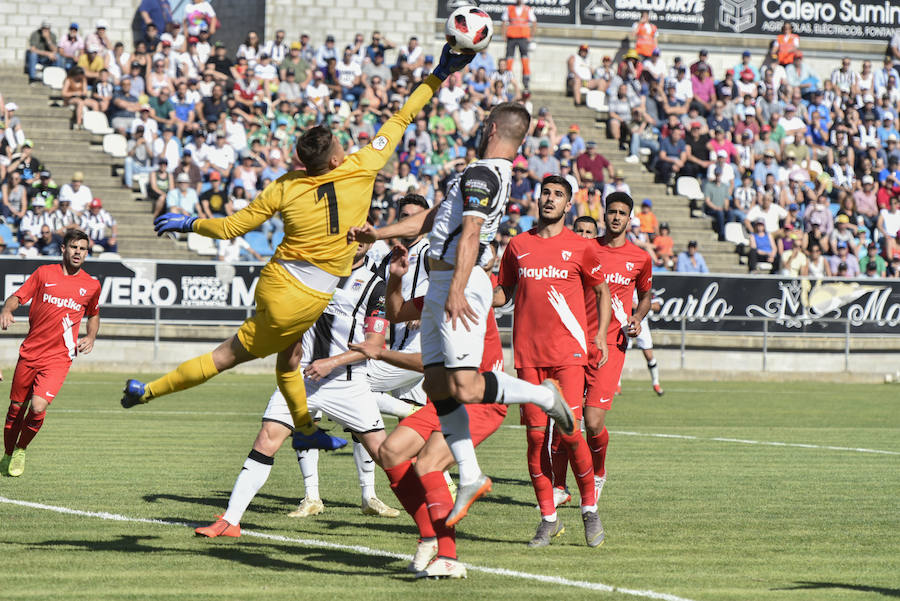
[
  {"left": 13, "top": 263, "right": 101, "bottom": 365},
  {"left": 498, "top": 228, "right": 605, "bottom": 368},
  {"left": 585, "top": 239, "right": 653, "bottom": 349}
]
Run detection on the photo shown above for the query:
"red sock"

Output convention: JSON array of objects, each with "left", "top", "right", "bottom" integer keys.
[
  {"left": 560, "top": 430, "right": 595, "bottom": 507},
  {"left": 384, "top": 460, "right": 435, "bottom": 539},
  {"left": 15, "top": 409, "right": 46, "bottom": 450},
  {"left": 4, "top": 402, "right": 26, "bottom": 456},
  {"left": 587, "top": 427, "right": 609, "bottom": 478},
  {"left": 526, "top": 429, "right": 555, "bottom": 516},
  {"left": 550, "top": 432, "right": 568, "bottom": 490},
  {"left": 419, "top": 471, "right": 456, "bottom": 559}
]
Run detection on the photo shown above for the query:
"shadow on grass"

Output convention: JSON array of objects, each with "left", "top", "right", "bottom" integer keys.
[
  {"left": 142, "top": 490, "right": 359, "bottom": 515},
  {"left": 773, "top": 582, "right": 900, "bottom": 598}
]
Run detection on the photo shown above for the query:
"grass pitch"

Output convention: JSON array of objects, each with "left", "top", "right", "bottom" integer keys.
[{"left": 0, "top": 373, "right": 897, "bottom": 600}]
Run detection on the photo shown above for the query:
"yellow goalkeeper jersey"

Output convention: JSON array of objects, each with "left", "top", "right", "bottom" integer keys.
[{"left": 192, "top": 75, "right": 441, "bottom": 276}]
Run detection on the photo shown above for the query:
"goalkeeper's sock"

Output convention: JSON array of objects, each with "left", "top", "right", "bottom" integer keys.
[
  {"left": 353, "top": 441, "right": 376, "bottom": 501},
  {"left": 146, "top": 352, "right": 219, "bottom": 400},
  {"left": 420, "top": 471, "right": 457, "bottom": 559},
  {"left": 297, "top": 448, "right": 320, "bottom": 500},
  {"left": 4, "top": 402, "right": 26, "bottom": 456},
  {"left": 14, "top": 409, "right": 45, "bottom": 450},
  {"left": 385, "top": 460, "right": 435, "bottom": 538},
  {"left": 223, "top": 450, "right": 273, "bottom": 526},
  {"left": 435, "top": 400, "right": 481, "bottom": 487},
  {"left": 277, "top": 368, "right": 316, "bottom": 435},
  {"left": 587, "top": 427, "right": 609, "bottom": 479},
  {"left": 493, "top": 372, "right": 553, "bottom": 410}
]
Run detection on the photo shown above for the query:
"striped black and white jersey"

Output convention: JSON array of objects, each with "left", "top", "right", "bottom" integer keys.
[
  {"left": 373, "top": 236, "right": 430, "bottom": 352},
  {"left": 427, "top": 158, "right": 511, "bottom": 269},
  {"left": 302, "top": 263, "right": 386, "bottom": 383}
]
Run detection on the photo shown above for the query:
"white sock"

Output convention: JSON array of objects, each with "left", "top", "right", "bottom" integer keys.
[
  {"left": 374, "top": 392, "right": 416, "bottom": 418},
  {"left": 542, "top": 511, "right": 558, "bottom": 522},
  {"left": 648, "top": 359, "right": 660, "bottom": 386},
  {"left": 494, "top": 371, "right": 553, "bottom": 411},
  {"left": 223, "top": 451, "right": 273, "bottom": 525},
  {"left": 581, "top": 504, "right": 598, "bottom": 514},
  {"left": 354, "top": 441, "right": 376, "bottom": 501},
  {"left": 437, "top": 404, "right": 481, "bottom": 486},
  {"left": 297, "top": 448, "right": 320, "bottom": 501}
]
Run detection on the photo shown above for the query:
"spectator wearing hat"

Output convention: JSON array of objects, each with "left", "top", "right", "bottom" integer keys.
[
  {"left": 527, "top": 140, "right": 560, "bottom": 181},
  {"left": 281, "top": 41, "right": 311, "bottom": 86},
  {"left": 1, "top": 171, "right": 28, "bottom": 225},
  {"left": 785, "top": 52, "right": 818, "bottom": 97},
  {"left": 732, "top": 172, "right": 757, "bottom": 225},
  {"left": 854, "top": 175, "right": 880, "bottom": 230},
  {"left": 315, "top": 34, "right": 338, "bottom": 69},
  {"left": 205, "top": 132, "right": 236, "bottom": 180},
  {"left": 58, "top": 171, "right": 92, "bottom": 215},
  {"left": 26, "top": 20, "right": 65, "bottom": 83},
  {"left": 149, "top": 158, "right": 173, "bottom": 210},
  {"left": 676, "top": 240, "right": 708, "bottom": 273},
  {"left": 29, "top": 170, "right": 59, "bottom": 211},
  {"left": 560, "top": 124, "right": 585, "bottom": 156},
  {"left": 828, "top": 241, "right": 860, "bottom": 277},
  {"left": 831, "top": 213, "right": 859, "bottom": 255},
  {"left": 690, "top": 63, "right": 715, "bottom": 116},
  {"left": 79, "top": 198, "right": 117, "bottom": 253},
  {"left": 84, "top": 19, "right": 111, "bottom": 55},
  {"left": 688, "top": 49, "right": 712, "bottom": 79},
  {"left": 498, "top": 203, "right": 526, "bottom": 243},
  {"left": 165, "top": 172, "right": 201, "bottom": 217},
  {"left": 19, "top": 198, "right": 52, "bottom": 241},
  {"left": 49, "top": 194, "right": 80, "bottom": 236},
  {"left": 778, "top": 221, "right": 807, "bottom": 276},
  {"left": 656, "top": 124, "right": 686, "bottom": 185},
  {"left": 199, "top": 171, "right": 231, "bottom": 219},
  {"left": 653, "top": 222, "right": 674, "bottom": 268},
  {"left": 730, "top": 50, "right": 759, "bottom": 82},
  {"left": 748, "top": 218, "right": 779, "bottom": 273},
  {"left": 874, "top": 55, "right": 898, "bottom": 96},
  {"left": 18, "top": 233, "right": 39, "bottom": 258},
  {"left": 637, "top": 199, "right": 659, "bottom": 237},
  {"left": 778, "top": 104, "right": 809, "bottom": 162},
  {"left": 9, "top": 140, "right": 43, "bottom": 186},
  {"left": 76, "top": 43, "right": 107, "bottom": 86},
  {"left": 642, "top": 48, "right": 666, "bottom": 86},
  {"left": 172, "top": 150, "right": 202, "bottom": 191},
  {"left": 3, "top": 102, "right": 26, "bottom": 149},
  {"left": 305, "top": 71, "right": 331, "bottom": 112},
  {"left": 603, "top": 169, "right": 631, "bottom": 204},
  {"left": 860, "top": 242, "right": 887, "bottom": 277},
  {"left": 58, "top": 23, "right": 84, "bottom": 70},
  {"left": 204, "top": 42, "right": 234, "bottom": 84}
]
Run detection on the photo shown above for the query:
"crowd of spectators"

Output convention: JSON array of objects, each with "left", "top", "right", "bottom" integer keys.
[{"left": 566, "top": 14, "right": 900, "bottom": 277}]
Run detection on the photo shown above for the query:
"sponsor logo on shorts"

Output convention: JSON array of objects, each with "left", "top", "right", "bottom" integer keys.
[
  {"left": 518, "top": 266, "right": 569, "bottom": 281},
  {"left": 45, "top": 392, "right": 55, "bottom": 398},
  {"left": 42, "top": 293, "right": 83, "bottom": 311}
]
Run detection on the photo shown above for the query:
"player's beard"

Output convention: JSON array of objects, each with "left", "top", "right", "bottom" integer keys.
[
  {"left": 538, "top": 204, "right": 567, "bottom": 226},
  {"left": 605, "top": 217, "right": 627, "bottom": 238}
]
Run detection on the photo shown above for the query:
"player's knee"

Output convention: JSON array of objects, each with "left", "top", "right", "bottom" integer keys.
[
  {"left": 30, "top": 397, "right": 49, "bottom": 414},
  {"left": 584, "top": 411, "right": 605, "bottom": 435},
  {"left": 376, "top": 439, "right": 407, "bottom": 469},
  {"left": 253, "top": 422, "right": 289, "bottom": 455}
]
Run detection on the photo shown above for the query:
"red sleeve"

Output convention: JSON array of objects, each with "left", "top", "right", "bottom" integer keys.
[
  {"left": 13, "top": 267, "right": 41, "bottom": 305},
  {"left": 580, "top": 240, "right": 605, "bottom": 287},
  {"left": 497, "top": 239, "right": 519, "bottom": 289},
  {"left": 636, "top": 254, "right": 653, "bottom": 293},
  {"left": 86, "top": 283, "right": 101, "bottom": 317}
]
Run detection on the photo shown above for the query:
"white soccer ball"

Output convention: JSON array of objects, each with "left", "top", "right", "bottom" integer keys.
[{"left": 445, "top": 6, "right": 494, "bottom": 54}]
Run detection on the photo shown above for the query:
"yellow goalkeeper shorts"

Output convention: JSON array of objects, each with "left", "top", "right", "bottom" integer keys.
[{"left": 237, "top": 261, "right": 333, "bottom": 358}]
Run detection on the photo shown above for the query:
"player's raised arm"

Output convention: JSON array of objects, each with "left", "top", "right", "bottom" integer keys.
[{"left": 348, "top": 203, "right": 439, "bottom": 244}]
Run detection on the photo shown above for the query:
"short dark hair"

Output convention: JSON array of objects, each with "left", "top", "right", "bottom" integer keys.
[
  {"left": 606, "top": 191, "right": 634, "bottom": 212},
  {"left": 541, "top": 175, "right": 572, "bottom": 200},
  {"left": 398, "top": 194, "right": 429, "bottom": 212},
  {"left": 63, "top": 229, "right": 90, "bottom": 247},
  {"left": 487, "top": 102, "right": 531, "bottom": 145},
  {"left": 574, "top": 215, "right": 598, "bottom": 232},
  {"left": 296, "top": 126, "right": 336, "bottom": 175}
]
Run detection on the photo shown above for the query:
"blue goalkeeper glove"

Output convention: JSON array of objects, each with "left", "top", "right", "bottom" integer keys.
[
  {"left": 154, "top": 213, "right": 197, "bottom": 236},
  {"left": 432, "top": 43, "right": 475, "bottom": 81}
]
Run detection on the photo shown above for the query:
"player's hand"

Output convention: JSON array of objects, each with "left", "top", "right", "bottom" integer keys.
[
  {"left": 626, "top": 315, "right": 641, "bottom": 338},
  {"left": 304, "top": 358, "right": 335, "bottom": 382},
  {"left": 406, "top": 320, "right": 420, "bottom": 331},
  {"left": 349, "top": 340, "right": 383, "bottom": 360},
  {"left": 347, "top": 224, "right": 377, "bottom": 245},
  {"left": 0, "top": 311, "right": 13, "bottom": 330},
  {"left": 432, "top": 43, "right": 476, "bottom": 80},
  {"left": 445, "top": 289, "right": 478, "bottom": 332},
  {"left": 389, "top": 245, "right": 410, "bottom": 277},
  {"left": 595, "top": 335, "right": 609, "bottom": 368},
  {"left": 77, "top": 336, "right": 95, "bottom": 355},
  {"left": 154, "top": 213, "right": 197, "bottom": 236}
]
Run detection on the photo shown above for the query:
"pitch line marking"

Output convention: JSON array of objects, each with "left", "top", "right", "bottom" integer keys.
[{"left": 0, "top": 496, "right": 696, "bottom": 601}]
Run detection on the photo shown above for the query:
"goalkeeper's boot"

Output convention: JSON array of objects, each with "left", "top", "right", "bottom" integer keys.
[
  {"left": 287, "top": 497, "right": 325, "bottom": 518},
  {"left": 415, "top": 557, "right": 467, "bottom": 579},
  {"left": 0, "top": 453, "right": 11, "bottom": 476},
  {"left": 445, "top": 472, "right": 491, "bottom": 527},
  {"left": 541, "top": 379, "right": 576, "bottom": 435},
  {"left": 195, "top": 517, "right": 240, "bottom": 538},
  {"left": 408, "top": 538, "right": 438, "bottom": 573},
  {"left": 291, "top": 428, "right": 348, "bottom": 451},
  {"left": 7, "top": 448, "right": 26, "bottom": 477},
  {"left": 361, "top": 496, "right": 400, "bottom": 517},
  {"left": 121, "top": 379, "right": 148, "bottom": 408}
]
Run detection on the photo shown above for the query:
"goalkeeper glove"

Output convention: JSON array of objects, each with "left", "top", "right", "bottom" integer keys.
[
  {"left": 432, "top": 43, "right": 475, "bottom": 81},
  {"left": 154, "top": 213, "right": 197, "bottom": 236}
]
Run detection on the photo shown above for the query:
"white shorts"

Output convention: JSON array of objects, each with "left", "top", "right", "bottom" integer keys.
[
  {"left": 262, "top": 377, "right": 385, "bottom": 434},
  {"left": 628, "top": 316, "right": 653, "bottom": 350},
  {"left": 367, "top": 359, "right": 426, "bottom": 405},
  {"left": 421, "top": 266, "right": 491, "bottom": 370}
]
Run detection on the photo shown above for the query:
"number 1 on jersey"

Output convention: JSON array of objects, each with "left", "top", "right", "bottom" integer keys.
[{"left": 317, "top": 182, "right": 340, "bottom": 235}]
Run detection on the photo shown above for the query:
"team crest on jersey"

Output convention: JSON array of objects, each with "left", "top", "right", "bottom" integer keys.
[
  {"left": 561, "top": 250, "right": 572, "bottom": 261},
  {"left": 372, "top": 136, "right": 388, "bottom": 150},
  {"left": 79, "top": 288, "right": 87, "bottom": 296},
  {"left": 626, "top": 262, "right": 634, "bottom": 272}
]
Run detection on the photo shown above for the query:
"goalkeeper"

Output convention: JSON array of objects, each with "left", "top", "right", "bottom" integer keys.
[{"left": 121, "top": 45, "right": 475, "bottom": 447}]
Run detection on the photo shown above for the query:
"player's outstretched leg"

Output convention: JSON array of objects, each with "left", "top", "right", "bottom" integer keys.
[
  {"left": 122, "top": 350, "right": 221, "bottom": 408},
  {"left": 291, "top": 429, "right": 348, "bottom": 452}
]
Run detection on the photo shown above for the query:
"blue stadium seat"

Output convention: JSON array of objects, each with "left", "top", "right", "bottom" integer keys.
[
  {"left": 243, "top": 231, "right": 273, "bottom": 257},
  {"left": 0, "top": 224, "right": 19, "bottom": 253},
  {"left": 271, "top": 230, "right": 284, "bottom": 248}
]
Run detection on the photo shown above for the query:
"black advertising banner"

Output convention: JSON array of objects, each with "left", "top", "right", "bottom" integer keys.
[
  {"left": 650, "top": 273, "right": 900, "bottom": 334},
  {"left": 577, "top": 0, "right": 899, "bottom": 41},
  {"left": 437, "top": 0, "right": 577, "bottom": 26}
]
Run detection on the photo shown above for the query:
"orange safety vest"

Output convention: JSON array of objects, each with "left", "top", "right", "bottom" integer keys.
[
  {"left": 506, "top": 5, "right": 532, "bottom": 39},
  {"left": 635, "top": 22, "right": 657, "bottom": 57},
  {"left": 777, "top": 33, "right": 799, "bottom": 65}
]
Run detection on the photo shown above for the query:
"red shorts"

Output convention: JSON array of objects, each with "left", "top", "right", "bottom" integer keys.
[
  {"left": 399, "top": 400, "right": 508, "bottom": 446},
  {"left": 10, "top": 358, "right": 70, "bottom": 405},
  {"left": 517, "top": 365, "right": 585, "bottom": 427},
  {"left": 585, "top": 345, "right": 626, "bottom": 410}
]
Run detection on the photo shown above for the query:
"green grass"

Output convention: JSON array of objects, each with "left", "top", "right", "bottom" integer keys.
[{"left": 1, "top": 374, "right": 898, "bottom": 600}]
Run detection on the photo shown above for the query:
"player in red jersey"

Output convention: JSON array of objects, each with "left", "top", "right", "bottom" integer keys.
[
  {"left": 493, "top": 176, "right": 612, "bottom": 548},
  {"left": 351, "top": 244, "right": 507, "bottom": 579},
  {"left": 585, "top": 192, "right": 652, "bottom": 500},
  {"left": 0, "top": 230, "right": 101, "bottom": 477}
]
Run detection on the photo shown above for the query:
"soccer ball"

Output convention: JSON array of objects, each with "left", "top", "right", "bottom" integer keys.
[{"left": 445, "top": 6, "right": 493, "bottom": 54}]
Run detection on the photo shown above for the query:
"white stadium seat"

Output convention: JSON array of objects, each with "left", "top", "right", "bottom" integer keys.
[
  {"left": 188, "top": 233, "right": 217, "bottom": 256},
  {"left": 102, "top": 133, "right": 128, "bottom": 158},
  {"left": 83, "top": 110, "right": 114, "bottom": 135},
  {"left": 42, "top": 66, "right": 66, "bottom": 89},
  {"left": 97, "top": 252, "right": 121, "bottom": 261},
  {"left": 724, "top": 222, "right": 749, "bottom": 246},
  {"left": 676, "top": 176, "right": 704, "bottom": 200},
  {"left": 585, "top": 90, "right": 608, "bottom": 113}
]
